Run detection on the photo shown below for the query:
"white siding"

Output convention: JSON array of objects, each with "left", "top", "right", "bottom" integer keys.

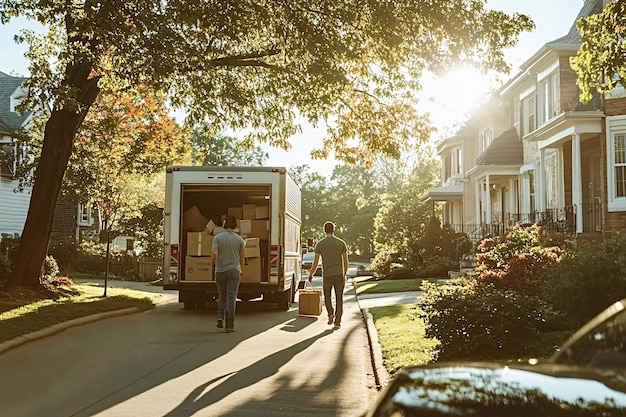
[{"left": 0, "top": 180, "right": 31, "bottom": 236}]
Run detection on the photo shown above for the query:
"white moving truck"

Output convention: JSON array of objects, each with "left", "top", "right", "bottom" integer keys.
[{"left": 163, "top": 166, "right": 303, "bottom": 310}]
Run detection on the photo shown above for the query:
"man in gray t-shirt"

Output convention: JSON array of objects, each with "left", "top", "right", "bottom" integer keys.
[
  {"left": 308, "top": 221, "right": 348, "bottom": 328},
  {"left": 212, "top": 215, "right": 245, "bottom": 332}
]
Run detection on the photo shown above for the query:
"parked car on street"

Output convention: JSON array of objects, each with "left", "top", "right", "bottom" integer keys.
[
  {"left": 365, "top": 298, "right": 626, "bottom": 416},
  {"left": 364, "top": 362, "right": 626, "bottom": 416}
]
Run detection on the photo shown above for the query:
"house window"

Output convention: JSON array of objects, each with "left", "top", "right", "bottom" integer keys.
[
  {"left": 614, "top": 133, "right": 626, "bottom": 198},
  {"left": 0, "top": 141, "right": 21, "bottom": 178},
  {"left": 79, "top": 204, "right": 94, "bottom": 226},
  {"left": 443, "top": 154, "right": 451, "bottom": 181},
  {"left": 452, "top": 148, "right": 462, "bottom": 176},
  {"left": 539, "top": 71, "right": 560, "bottom": 125},
  {"left": 607, "top": 116, "right": 626, "bottom": 211},
  {"left": 480, "top": 129, "right": 493, "bottom": 153},
  {"left": 524, "top": 95, "right": 536, "bottom": 135}
]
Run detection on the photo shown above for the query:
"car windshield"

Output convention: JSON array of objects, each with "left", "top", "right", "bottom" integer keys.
[{"left": 556, "top": 304, "right": 626, "bottom": 368}]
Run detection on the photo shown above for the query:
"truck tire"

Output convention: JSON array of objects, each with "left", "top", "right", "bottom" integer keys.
[{"left": 277, "top": 288, "right": 292, "bottom": 311}]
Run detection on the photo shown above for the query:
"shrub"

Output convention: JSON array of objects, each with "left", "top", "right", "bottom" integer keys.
[
  {"left": 40, "top": 255, "right": 60, "bottom": 282},
  {"left": 385, "top": 266, "right": 417, "bottom": 280},
  {"left": 541, "top": 233, "right": 626, "bottom": 326},
  {"left": 414, "top": 256, "right": 457, "bottom": 278},
  {"left": 75, "top": 241, "right": 137, "bottom": 279},
  {"left": 0, "top": 254, "right": 10, "bottom": 287},
  {"left": 419, "top": 278, "right": 549, "bottom": 361},
  {"left": 48, "top": 236, "right": 78, "bottom": 271}
]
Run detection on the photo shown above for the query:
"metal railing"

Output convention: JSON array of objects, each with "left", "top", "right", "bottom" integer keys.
[{"left": 442, "top": 204, "right": 603, "bottom": 242}]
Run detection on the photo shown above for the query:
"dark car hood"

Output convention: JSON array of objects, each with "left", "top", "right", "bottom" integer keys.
[{"left": 367, "top": 362, "right": 626, "bottom": 417}]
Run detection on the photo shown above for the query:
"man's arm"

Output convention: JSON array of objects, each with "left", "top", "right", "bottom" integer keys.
[
  {"left": 212, "top": 247, "right": 218, "bottom": 264},
  {"left": 308, "top": 253, "right": 320, "bottom": 282},
  {"left": 239, "top": 245, "right": 245, "bottom": 273},
  {"left": 342, "top": 250, "right": 349, "bottom": 280}
]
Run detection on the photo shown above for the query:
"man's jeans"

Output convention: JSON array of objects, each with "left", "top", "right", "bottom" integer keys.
[
  {"left": 323, "top": 274, "right": 345, "bottom": 324},
  {"left": 216, "top": 269, "right": 241, "bottom": 330}
]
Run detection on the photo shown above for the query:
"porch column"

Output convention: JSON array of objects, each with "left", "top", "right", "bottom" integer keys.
[
  {"left": 572, "top": 133, "right": 583, "bottom": 233},
  {"left": 557, "top": 147, "right": 565, "bottom": 209},
  {"left": 486, "top": 174, "right": 492, "bottom": 224},
  {"left": 508, "top": 178, "right": 515, "bottom": 226},
  {"left": 475, "top": 179, "right": 481, "bottom": 224},
  {"left": 537, "top": 149, "right": 546, "bottom": 212}
]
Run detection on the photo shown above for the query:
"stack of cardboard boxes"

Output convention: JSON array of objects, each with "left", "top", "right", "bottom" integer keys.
[{"left": 182, "top": 203, "right": 270, "bottom": 282}]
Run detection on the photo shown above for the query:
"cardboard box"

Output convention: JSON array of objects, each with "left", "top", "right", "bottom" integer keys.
[
  {"left": 205, "top": 219, "right": 217, "bottom": 234},
  {"left": 228, "top": 207, "right": 243, "bottom": 219},
  {"left": 244, "top": 238, "right": 260, "bottom": 258},
  {"left": 241, "top": 257, "right": 262, "bottom": 282},
  {"left": 187, "top": 232, "right": 214, "bottom": 256},
  {"left": 213, "top": 227, "right": 225, "bottom": 235},
  {"left": 183, "top": 206, "right": 208, "bottom": 232},
  {"left": 242, "top": 204, "right": 256, "bottom": 220},
  {"left": 255, "top": 204, "right": 269, "bottom": 219},
  {"left": 185, "top": 256, "right": 213, "bottom": 281},
  {"left": 239, "top": 219, "right": 269, "bottom": 239}
]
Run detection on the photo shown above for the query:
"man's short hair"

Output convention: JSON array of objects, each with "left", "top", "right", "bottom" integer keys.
[
  {"left": 224, "top": 215, "right": 238, "bottom": 230},
  {"left": 324, "top": 221, "right": 335, "bottom": 233}
]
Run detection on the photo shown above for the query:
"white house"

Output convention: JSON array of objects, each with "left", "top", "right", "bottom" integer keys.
[{"left": 0, "top": 71, "right": 32, "bottom": 240}]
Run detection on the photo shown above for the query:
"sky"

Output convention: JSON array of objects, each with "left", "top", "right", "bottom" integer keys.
[{"left": 0, "top": 1, "right": 584, "bottom": 175}]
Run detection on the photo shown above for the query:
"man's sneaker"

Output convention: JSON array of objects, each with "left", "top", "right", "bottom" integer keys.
[
  {"left": 217, "top": 319, "right": 224, "bottom": 328},
  {"left": 333, "top": 323, "right": 341, "bottom": 329},
  {"left": 225, "top": 328, "right": 235, "bottom": 333},
  {"left": 327, "top": 314, "right": 335, "bottom": 325}
]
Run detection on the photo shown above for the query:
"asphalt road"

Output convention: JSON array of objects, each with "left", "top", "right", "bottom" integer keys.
[{"left": 0, "top": 276, "right": 378, "bottom": 417}]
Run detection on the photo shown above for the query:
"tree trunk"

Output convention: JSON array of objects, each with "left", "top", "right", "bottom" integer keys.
[{"left": 9, "top": 66, "right": 100, "bottom": 287}]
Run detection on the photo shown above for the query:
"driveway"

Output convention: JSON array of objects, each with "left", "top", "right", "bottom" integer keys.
[{"left": 0, "top": 276, "right": 377, "bottom": 417}]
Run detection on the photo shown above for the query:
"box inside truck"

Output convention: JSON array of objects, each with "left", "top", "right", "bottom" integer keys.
[{"left": 180, "top": 185, "right": 271, "bottom": 283}]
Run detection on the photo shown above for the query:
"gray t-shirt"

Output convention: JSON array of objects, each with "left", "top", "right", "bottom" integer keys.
[
  {"left": 314, "top": 235, "right": 347, "bottom": 276},
  {"left": 212, "top": 231, "right": 245, "bottom": 273}
]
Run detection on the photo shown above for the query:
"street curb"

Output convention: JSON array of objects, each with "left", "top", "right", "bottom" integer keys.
[
  {"left": 361, "top": 307, "right": 391, "bottom": 389},
  {"left": 0, "top": 307, "right": 140, "bottom": 355}
]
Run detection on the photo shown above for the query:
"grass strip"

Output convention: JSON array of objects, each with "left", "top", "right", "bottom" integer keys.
[
  {"left": 0, "top": 284, "right": 157, "bottom": 343},
  {"left": 368, "top": 304, "right": 439, "bottom": 375},
  {"left": 354, "top": 278, "right": 440, "bottom": 295}
]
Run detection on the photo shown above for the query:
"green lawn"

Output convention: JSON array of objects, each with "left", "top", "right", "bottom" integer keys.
[
  {"left": 0, "top": 283, "right": 158, "bottom": 344},
  {"left": 368, "top": 304, "right": 439, "bottom": 374},
  {"left": 353, "top": 277, "right": 440, "bottom": 295}
]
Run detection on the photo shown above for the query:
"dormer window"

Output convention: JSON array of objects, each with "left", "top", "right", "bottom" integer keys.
[
  {"left": 452, "top": 147, "right": 462, "bottom": 176},
  {"left": 10, "top": 87, "right": 27, "bottom": 113},
  {"left": 480, "top": 129, "right": 493, "bottom": 153}
]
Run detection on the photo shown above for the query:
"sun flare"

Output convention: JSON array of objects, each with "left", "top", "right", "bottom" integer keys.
[{"left": 422, "top": 66, "right": 493, "bottom": 127}]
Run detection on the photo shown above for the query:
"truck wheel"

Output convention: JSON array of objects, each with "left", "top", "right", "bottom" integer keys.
[{"left": 277, "top": 288, "right": 291, "bottom": 311}]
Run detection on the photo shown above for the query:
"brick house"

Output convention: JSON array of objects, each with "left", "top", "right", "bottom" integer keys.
[{"left": 426, "top": 0, "right": 626, "bottom": 240}]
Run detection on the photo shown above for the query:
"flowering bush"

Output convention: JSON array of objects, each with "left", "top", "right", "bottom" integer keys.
[{"left": 475, "top": 224, "right": 564, "bottom": 294}]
